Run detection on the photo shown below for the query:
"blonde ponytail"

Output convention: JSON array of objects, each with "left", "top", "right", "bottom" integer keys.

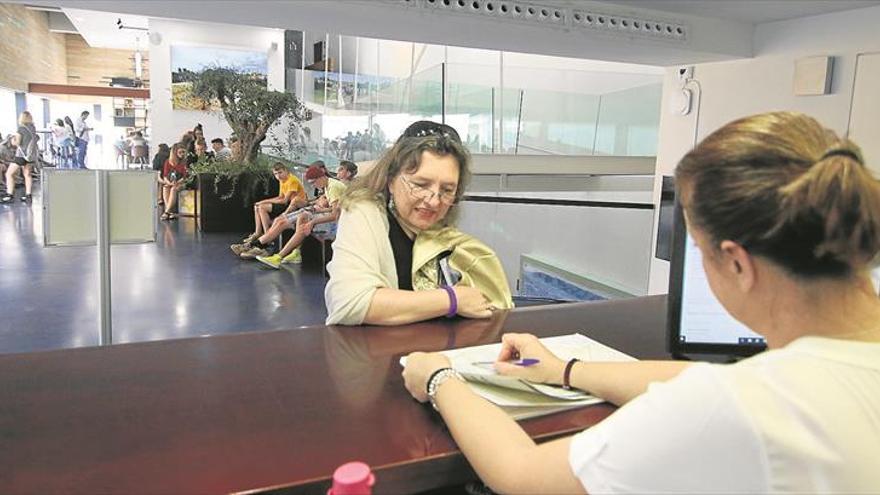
[{"left": 776, "top": 143, "right": 880, "bottom": 270}]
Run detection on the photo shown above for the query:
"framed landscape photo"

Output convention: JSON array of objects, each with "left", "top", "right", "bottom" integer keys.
[{"left": 171, "top": 45, "right": 268, "bottom": 110}]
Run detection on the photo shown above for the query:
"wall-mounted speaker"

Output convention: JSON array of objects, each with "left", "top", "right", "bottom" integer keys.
[{"left": 793, "top": 56, "right": 834, "bottom": 96}]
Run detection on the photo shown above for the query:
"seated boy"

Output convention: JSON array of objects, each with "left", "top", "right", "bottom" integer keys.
[
  {"left": 231, "top": 162, "right": 306, "bottom": 254},
  {"left": 250, "top": 164, "right": 347, "bottom": 268}
]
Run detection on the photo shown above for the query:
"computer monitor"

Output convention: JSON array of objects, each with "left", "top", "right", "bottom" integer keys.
[
  {"left": 654, "top": 176, "right": 676, "bottom": 262},
  {"left": 669, "top": 202, "right": 880, "bottom": 358},
  {"left": 667, "top": 202, "right": 767, "bottom": 358}
]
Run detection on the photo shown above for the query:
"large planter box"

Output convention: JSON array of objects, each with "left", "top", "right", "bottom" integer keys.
[{"left": 197, "top": 172, "right": 279, "bottom": 233}]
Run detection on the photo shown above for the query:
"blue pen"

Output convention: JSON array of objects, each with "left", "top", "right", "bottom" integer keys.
[{"left": 472, "top": 358, "right": 540, "bottom": 367}]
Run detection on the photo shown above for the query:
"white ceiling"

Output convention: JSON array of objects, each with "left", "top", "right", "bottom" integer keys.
[
  {"left": 63, "top": 8, "right": 149, "bottom": 50},
  {"left": 595, "top": 0, "right": 880, "bottom": 24},
  {"left": 14, "top": 0, "right": 880, "bottom": 66}
]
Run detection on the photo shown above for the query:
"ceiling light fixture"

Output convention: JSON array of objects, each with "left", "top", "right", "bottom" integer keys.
[{"left": 116, "top": 18, "right": 148, "bottom": 32}]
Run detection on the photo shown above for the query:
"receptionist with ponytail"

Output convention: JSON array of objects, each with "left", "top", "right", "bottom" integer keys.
[{"left": 403, "top": 112, "right": 880, "bottom": 493}]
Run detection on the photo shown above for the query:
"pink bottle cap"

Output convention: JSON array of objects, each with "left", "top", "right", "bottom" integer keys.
[{"left": 327, "top": 461, "right": 375, "bottom": 495}]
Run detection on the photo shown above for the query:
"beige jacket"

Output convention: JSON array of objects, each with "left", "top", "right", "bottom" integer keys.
[{"left": 325, "top": 199, "right": 513, "bottom": 325}]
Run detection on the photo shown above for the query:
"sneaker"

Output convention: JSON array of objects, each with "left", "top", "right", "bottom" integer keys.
[
  {"left": 240, "top": 246, "right": 270, "bottom": 259},
  {"left": 256, "top": 253, "right": 283, "bottom": 269},
  {"left": 0, "top": 194, "right": 12, "bottom": 204},
  {"left": 241, "top": 233, "right": 259, "bottom": 244},
  {"left": 282, "top": 249, "right": 302, "bottom": 264},
  {"left": 20, "top": 194, "right": 31, "bottom": 203},
  {"left": 230, "top": 242, "right": 250, "bottom": 255}
]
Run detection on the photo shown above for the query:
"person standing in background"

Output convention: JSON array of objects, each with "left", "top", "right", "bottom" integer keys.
[
  {"left": 51, "top": 119, "right": 73, "bottom": 168},
  {"left": 63, "top": 116, "right": 77, "bottom": 162},
  {"left": 2, "top": 111, "right": 39, "bottom": 204},
  {"left": 74, "top": 110, "right": 92, "bottom": 169}
]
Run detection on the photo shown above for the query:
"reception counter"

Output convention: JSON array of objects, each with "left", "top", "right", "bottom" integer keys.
[{"left": 0, "top": 295, "right": 668, "bottom": 494}]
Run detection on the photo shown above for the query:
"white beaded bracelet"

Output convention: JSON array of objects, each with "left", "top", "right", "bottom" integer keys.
[{"left": 426, "top": 367, "right": 464, "bottom": 411}]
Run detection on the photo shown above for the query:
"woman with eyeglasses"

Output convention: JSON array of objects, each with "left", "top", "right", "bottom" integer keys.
[
  {"left": 402, "top": 112, "right": 880, "bottom": 493},
  {"left": 324, "top": 121, "right": 514, "bottom": 326}
]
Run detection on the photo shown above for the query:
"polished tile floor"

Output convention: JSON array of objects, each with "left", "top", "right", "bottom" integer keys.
[{"left": 0, "top": 186, "right": 329, "bottom": 355}]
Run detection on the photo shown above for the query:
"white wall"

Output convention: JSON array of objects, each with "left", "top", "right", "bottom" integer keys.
[
  {"left": 0, "top": 86, "right": 18, "bottom": 137},
  {"left": 647, "top": 4, "right": 880, "bottom": 294},
  {"left": 148, "top": 18, "right": 284, "bottom": 148},
  {"left": 459, "top": 201, "right": 654, "bottom": 296}
]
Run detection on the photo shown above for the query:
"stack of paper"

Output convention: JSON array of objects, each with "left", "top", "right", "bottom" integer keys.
[{"left": 401, "top": 333, "right": 636, "bottom": 420}]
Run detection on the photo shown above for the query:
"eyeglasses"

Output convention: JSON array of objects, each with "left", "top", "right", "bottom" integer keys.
[{"left": 399, "top": 174, "right": 457, "bottom": 205}]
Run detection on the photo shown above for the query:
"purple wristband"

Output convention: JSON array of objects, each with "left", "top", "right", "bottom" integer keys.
[{"left": 442, "top": 285, "right": 457, "bottom": 318}]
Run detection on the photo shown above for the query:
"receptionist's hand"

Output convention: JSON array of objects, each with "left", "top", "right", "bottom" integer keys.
[
  {"left": 494, "top": 333, "right": 567, "bottom": 386},
  {"left": 402, "top": 352, "right": 451, "bottom": 402}
]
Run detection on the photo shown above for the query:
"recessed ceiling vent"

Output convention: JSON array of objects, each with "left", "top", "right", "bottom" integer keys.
[
  {"left": 571, "top": 9, "right": 687, "bottom": 41},
  {"left": 393, "top": 0, "right": 688, "bottom": 42}
]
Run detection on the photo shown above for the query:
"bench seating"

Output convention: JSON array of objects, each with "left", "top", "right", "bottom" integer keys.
[{"left": 300, "top": 232, "right": 334, "bottom": 276}]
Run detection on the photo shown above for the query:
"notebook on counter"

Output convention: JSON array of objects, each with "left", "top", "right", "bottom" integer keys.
[{"left": 400, "top": 333, "right": 636, "bottom": 420}]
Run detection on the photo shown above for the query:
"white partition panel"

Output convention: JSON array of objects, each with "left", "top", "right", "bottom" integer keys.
[
  {"left": 108, "top": 171, "right": 157, "bottom": 243},
  {"left": 458, "top": 200, "right": 653, "bottom": 296},
  {"left": 43, "top": 170, "right": 98, "bottom": 246},
  {"left": 43, "top": 169, "right": 156, "bottom": 246}
]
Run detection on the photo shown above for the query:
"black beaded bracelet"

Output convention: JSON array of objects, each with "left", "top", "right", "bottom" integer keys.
[{"left": 426, "top": 367, "right": 453, "bottom": 396}]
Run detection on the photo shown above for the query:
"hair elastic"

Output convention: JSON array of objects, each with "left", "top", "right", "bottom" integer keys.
[{"left": 820, "top": 148, "right": 863, "bottom": 165}]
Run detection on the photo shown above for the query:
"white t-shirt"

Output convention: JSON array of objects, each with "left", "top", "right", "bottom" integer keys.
[
  {"left": 75, "top": 117, "right": 90, "bottom": 142},
  {"left": 569, "top": 337, "right": 880, "bottom": 493}
]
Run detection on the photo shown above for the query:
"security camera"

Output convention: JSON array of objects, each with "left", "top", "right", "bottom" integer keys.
[{"left": 677, "top": 66, "right": 694, "bottom": 81}]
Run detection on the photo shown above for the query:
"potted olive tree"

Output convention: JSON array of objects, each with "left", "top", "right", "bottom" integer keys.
[{"left": 188, "top": 68, "right": 312, "bottom": 232}]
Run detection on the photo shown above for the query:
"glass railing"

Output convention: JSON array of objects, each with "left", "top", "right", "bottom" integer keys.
[{"left": 281, "top": 62, "right": 662, "bottom": 166}]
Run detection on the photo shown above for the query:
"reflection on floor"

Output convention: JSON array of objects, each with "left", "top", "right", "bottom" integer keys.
[{"left": 0, "top": 187, "right": 329, "bottom": 355}]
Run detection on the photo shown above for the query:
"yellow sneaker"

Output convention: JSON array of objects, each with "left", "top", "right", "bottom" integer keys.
[
  {"left": 256, "top": 253, "right": 283, "bottom": 269},
  {"left": 282, "top": 249, "right": 302, "bottom": 264}
]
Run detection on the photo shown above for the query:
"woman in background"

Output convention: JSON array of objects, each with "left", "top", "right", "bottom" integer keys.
[
  {"left": 51, "top": 119, "right": 73, "bottom": 168},
  {"left": 159, "top": 143, "right": 187, "bottom": 220},
  {"left": 403, "top": 112, "right": 880, "bottom": 493},
  {"left": 2, "top": 111, "right": 39, "bottom": 204}
]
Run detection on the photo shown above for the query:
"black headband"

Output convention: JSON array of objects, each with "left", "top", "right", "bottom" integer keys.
[
  {"left": 820, "top": 148, "right": 863, "bottom": 165},
  {"left": 399, "top": 120, "right": 462, "bottom": 144}
]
